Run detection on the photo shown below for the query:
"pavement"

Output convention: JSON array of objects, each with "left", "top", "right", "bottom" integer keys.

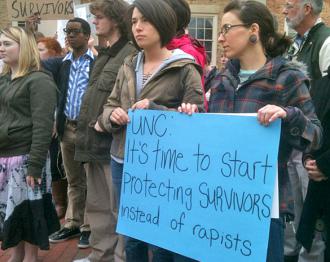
[{"left": 0, "top": 235, "right": 91, "bottom": 262}]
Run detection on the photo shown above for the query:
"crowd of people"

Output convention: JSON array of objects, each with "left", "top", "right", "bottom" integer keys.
[{"left": 0, "top": 0, "right": 329, "bottom": 262}]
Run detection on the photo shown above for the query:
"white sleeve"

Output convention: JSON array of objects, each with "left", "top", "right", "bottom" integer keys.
[{"left": 319, "top": 36, "right": 330, "bottom": 76}]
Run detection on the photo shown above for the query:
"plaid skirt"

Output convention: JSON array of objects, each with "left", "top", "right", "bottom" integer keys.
[{"left": 0, "top": 154, "right": 60, "bottom": 250}]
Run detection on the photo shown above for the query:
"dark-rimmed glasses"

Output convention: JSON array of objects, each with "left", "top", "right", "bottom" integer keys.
[
  {"left": 219, "top": 23, "right": 249, "bottom": 36},
  {"left": 63, "top": 28, "right": 84, "bottom": 35}
]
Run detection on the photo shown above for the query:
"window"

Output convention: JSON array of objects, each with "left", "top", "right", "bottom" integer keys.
[{"left": 188, "top": 15, "right": 217, "bottom": 65}]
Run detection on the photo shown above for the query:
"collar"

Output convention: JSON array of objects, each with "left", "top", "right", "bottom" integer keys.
[
  {"left": 98, "top": 37, "right": 129, "bottom": 57},
  {"left": 62, "top": 48, "right": 94, "bottom": 62},
  {"left": 296, "top": 18, "right": 322, "bottom": 40},
  {"left": 226, "top": 56, "right": 286, "bottom": 82}
]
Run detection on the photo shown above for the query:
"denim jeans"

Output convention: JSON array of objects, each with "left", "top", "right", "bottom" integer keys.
[
  {"left": 267, "top": 218, "right": 285, "bottom": 262},
  {"left": 110, "top": 158, "right": 124, "bottom": 207},
  {"left": 125, "top": 239, "right": 195, "bottom": 262},
  {"left": 111, "top": 160, "right": 147, "bottom": 261},
  {"left": 151, "top": 246, "right": 197, "bottom": 262}
]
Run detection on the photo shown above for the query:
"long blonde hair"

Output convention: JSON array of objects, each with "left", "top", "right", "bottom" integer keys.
[{"left": 0, "top": 26, "right": 41, "bottom": 79}]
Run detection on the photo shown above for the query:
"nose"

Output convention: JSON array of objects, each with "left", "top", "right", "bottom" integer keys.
[
  {"left": 282, "top": 9, "right": 287, "bottom": 15},
  {"left": 92, "top": 18, "right": 97, "bottom": 25},
  {"left": 218, "top": 33, "right": 225, "bottom": 43},
  {"left": 135, "top": 20, "right": 143, "bottom": 31}
]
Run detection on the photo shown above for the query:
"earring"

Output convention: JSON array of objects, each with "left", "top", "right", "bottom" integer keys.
[{"left": 249, "top": 35, "right": 257, "bottom": 44}]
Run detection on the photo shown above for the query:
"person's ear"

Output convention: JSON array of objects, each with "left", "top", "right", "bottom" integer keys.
[
  {"left": 303, "top": 3, "right": 313, "bottom": 16},
  {"left": 249, "top": 23, "right": 260, "bottom": 44}
]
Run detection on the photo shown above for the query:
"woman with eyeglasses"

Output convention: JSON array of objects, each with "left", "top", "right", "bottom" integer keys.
[
  {"left": 180, "top": 1, "right": 322, "bottom": 261},
  {"left": 0, "top": 26, "right": 59, "bottom": 262}
]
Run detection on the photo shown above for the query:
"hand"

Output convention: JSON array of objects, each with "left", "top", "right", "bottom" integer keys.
[
  {"left": 52, "top": 123, "right": 58, "bottom": 138},
  {"left": 110, "top": 107, "right": 130, "bottom": 125},
  {"left": 305, "top": 159, "right": 328, "bottom": 182},
  {"left": 88, "top": 37, "right": 95, "bottom": 49},
  {"left": 25, "top": 13, "right": 41, "bottom": 32},
  {"left": 94, "top": 121, "right": 105, "bottom": 132},
  {"left": 132, "top": 99, "right": 150, "bottom": 110},
  {"left": 257, "top": 105, "right": 287, "bottom": 126},
  {"left": 178, "top": 103, "right": 199, "bottom": 115},
  {"left": 26, "top": 176, "right": 41, "bottom": 189}
]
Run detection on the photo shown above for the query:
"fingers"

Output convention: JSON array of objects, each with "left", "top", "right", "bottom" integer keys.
[
  {"left": 132, "top": 99, "right": 150, "bottom": 110},
  {"left": 304, "top": 159, "right": 315, "bottom": 166},
  {"left": 305, "top": 161, "right": 318, "bottom": 172},
  {"left": 305, "top": 161, "right": 327, "bottom": 181},
  {"left": 308, "top": 172, "right": 327, "bottom": 181},
  {"left": 110, "top": 108, "right": 130, "bottom": 125},
  {"left": 26, "top": 176, "right": 35, "bottom": 189},
  {"left": 257, "top": 105, "right": 287, "bottom": 126},
  {"left": 268, "top": 111, "right": 285, "bottom": 123},
  {"left": 52, "top": 127, "right": 58, "bottom": 138},
  {"left": 26, "top": 176, "right": 42, "bottom": 189},
  {"left": 179, "top": 103, "right": 199, "bottom": 115},
  {"left": 94, "top": 121, "right": 104, "bottom": 132}
]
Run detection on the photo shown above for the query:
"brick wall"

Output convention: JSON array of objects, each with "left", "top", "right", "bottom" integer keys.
[
  {"left": 267, "top": 0, "right": 330, "bottom": 33},
  {"left": 1, "top": 0, "right": 330, "bottom": 65},
  {"left": 0, "top": 2, "right": 10, "bottom": 29},
  {"left": 188, "top": 0, "right": 330, "bottom": 66}
]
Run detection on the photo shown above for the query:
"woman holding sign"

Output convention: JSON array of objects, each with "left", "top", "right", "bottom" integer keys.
[
  {"left": 95, "top": 0, "right": 204, "bottom": 260},
  {"left": 0, "top": 27, "right": 59, "bottom": 261},
  {"left": 180, "top": 1, "right": 322, "bottom": 262}
]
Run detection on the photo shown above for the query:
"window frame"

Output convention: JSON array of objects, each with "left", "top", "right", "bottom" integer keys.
[
  {"left": 188, "top": 14, "right": 218, "bottom": 65},
  {"left": 189, "top": 4, "right": 220, "bottom": 66}
]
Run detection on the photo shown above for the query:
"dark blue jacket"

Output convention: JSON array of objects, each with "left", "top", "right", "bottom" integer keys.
[{"left": 42, "top": 56, "right": 93, "bottom": 138}]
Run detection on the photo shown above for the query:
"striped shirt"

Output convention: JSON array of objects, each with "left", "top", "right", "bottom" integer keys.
[{"left": 63, "top": 49, "right": 94, "bottom": 120}]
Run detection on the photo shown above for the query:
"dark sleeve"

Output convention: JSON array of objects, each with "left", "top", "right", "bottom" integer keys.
[
  {"left": 304, "top": 74, "right": 330, "bottom": 176},
  {"left": 99, "top": 66, "right": 125, "bottom": 134},
  {"left": 314, "top": 115, "right": 330, "bottom": 177},
  {"left": 279, "top": 70, "right": 322, "bottom": 152},
  {"left": 315, "top": 143, "right": 330, "bottom": 177},
  {"left": 41, "top": 57, "right": 63, "bottom": 82},
  {"left": 27, "top": 73, "right": 57, "bottom": 178}
]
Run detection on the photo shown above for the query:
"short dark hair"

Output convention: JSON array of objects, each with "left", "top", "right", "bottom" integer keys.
[
  {"left": 67, "top": 17, "right": 91, "bottom": 37},
  {"left": 224, "top": 0, "right": 291, "bottom": 58},
  {"left": 162, "top": 0, "right": 191, "bottom": 36},
  {"left": 128, "top": 0, "right": 177, "bottom": 49},
  {"left": 90, "top": 0, "right": 130, "bottom": 38}
]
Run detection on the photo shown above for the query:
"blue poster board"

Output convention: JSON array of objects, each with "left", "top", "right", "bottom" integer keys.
[{"left": 117, "top": 110, "right": 281, "bottom": 262}]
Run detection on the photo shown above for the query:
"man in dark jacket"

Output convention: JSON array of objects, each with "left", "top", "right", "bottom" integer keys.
[
  {"left": 282, "top": 0, "right": 330, "bottom": 261},
  {"left": 73, "top": 1, "right": 135, "bottom": 261},
  {"left": 45, "top": 18, "right": 94, "bottom": 247},
  {"left": 297, "top": 67, "right": 330, "bottom": 262}
]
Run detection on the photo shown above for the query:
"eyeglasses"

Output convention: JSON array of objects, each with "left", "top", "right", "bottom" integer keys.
[
  {"left": 219, "top": 23, "right": 248, "bottom": 36},
  {"left": 63, "top": 28, "right": 84, "bottom": 35}
]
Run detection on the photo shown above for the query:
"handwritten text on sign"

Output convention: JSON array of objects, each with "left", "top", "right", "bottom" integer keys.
[
  {"left": 7, "top": 0, "right": 74, "bottom": 20},
  {"left": 117, "top": 110, "right": 281, "bottom": 262}
]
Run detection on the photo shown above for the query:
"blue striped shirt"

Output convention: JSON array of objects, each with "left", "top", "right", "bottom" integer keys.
[{"left": 63, "top": 49, "right": 94, "bottom": 120}]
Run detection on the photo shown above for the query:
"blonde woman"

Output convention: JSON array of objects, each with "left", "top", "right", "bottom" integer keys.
[{"left": 0, "top": 27, "right": 59, "bottom": 262}]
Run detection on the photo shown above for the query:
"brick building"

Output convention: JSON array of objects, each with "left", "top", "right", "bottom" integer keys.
[
  {"left": 185, "top": 0, "right": 330, "bottom": 65},
  {"left": 1, "top": 0, "right": 330, "bottom": 66}
]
